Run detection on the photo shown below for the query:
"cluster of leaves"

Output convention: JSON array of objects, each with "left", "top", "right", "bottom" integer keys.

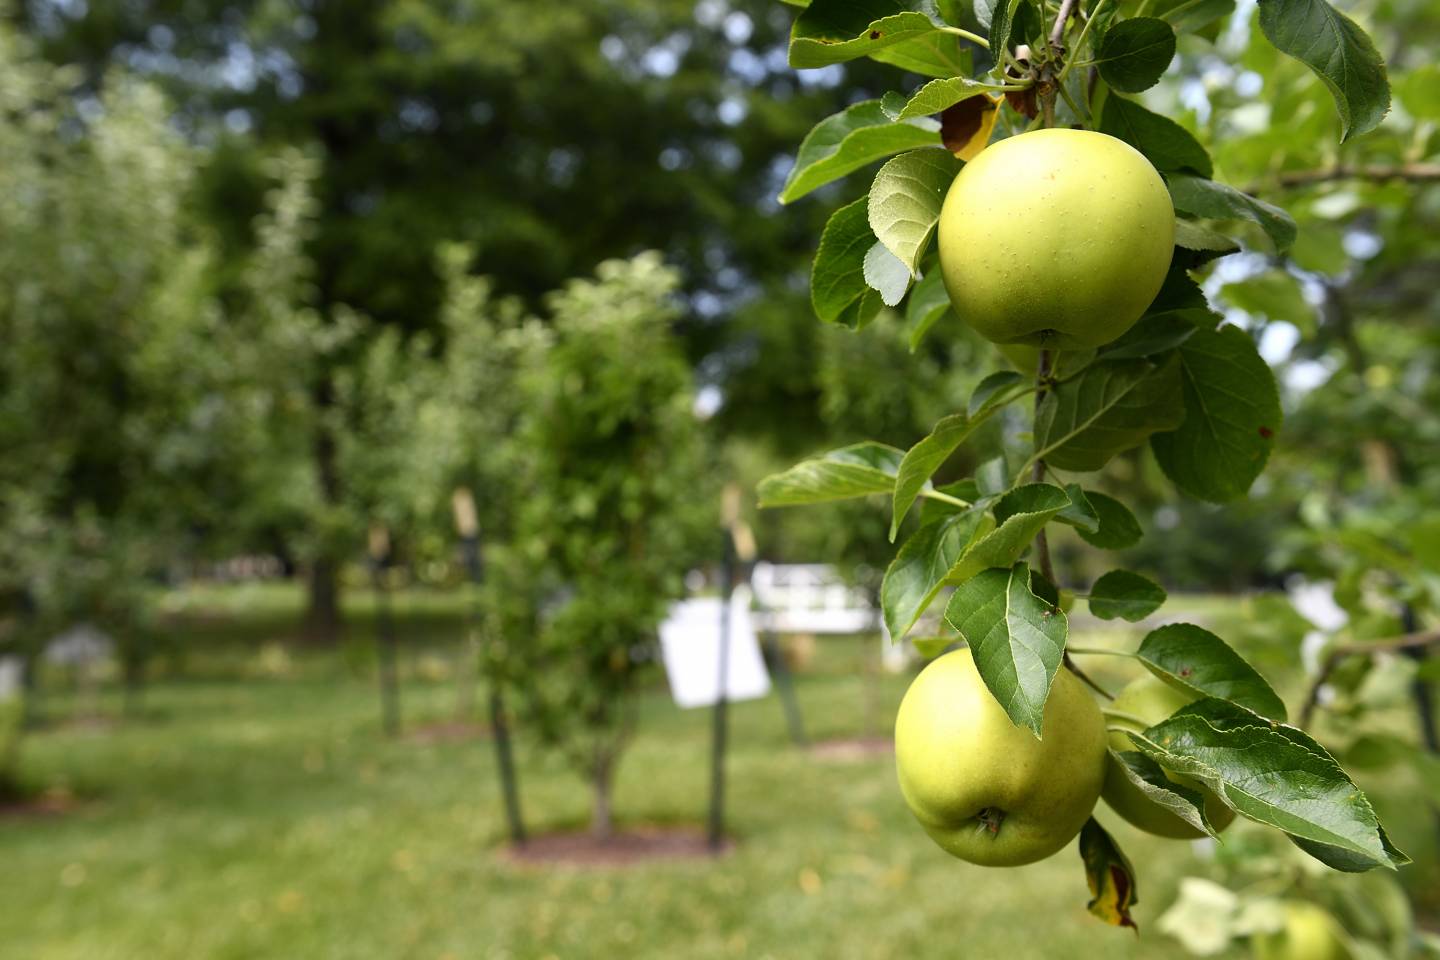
[{"left": 759, "top": 0, "right": 1405, "bottom": 928}]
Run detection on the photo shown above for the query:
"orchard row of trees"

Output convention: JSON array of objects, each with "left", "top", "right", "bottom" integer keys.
[{"left": 0, "top": 19, "right": 710, "bottom": 820}]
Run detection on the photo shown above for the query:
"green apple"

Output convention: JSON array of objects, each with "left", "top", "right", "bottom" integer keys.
[
  {"left": 995, "top": 341, "right": 1039, "bottom": 375},
  {"left": 1101, "top": 674, "right": 1237, "bottom": 839},
  {"left": 937, "top": 128, "right": 1175, "bottom": 350},
  {"left": 1252, "top": 902, "right": 1351, "bottom": 960},
  {"left": 894, "top": 648, "right": 1107, "bottom": 866}
]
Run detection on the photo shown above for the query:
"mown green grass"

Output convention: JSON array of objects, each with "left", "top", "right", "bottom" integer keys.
[{"left": 0, "top": 587, "right": 1424, "bottom": 959}]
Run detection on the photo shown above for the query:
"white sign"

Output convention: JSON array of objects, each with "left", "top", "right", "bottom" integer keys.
[
  {"left": 0, "top": 656, "right": 21, "bottom": 702},
  {"left": 659, "top": 586, "right": 771, "bottom": 709}
]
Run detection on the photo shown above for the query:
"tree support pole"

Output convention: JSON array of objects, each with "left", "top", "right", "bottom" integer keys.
[
  {"left": 369, "top": 526, "right": 401, "bottom": 738},
  {"left": 707, "top": 532, "right": 735, "bottom": 852},
  {"left": 453, "top": 489, "right": 526, "bottom": 847}
]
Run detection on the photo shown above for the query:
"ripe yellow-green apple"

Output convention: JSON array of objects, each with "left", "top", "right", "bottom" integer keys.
[
  {"left": 1251, "top": 902, "right": 1351, "bottom": 960},
  {"left": 1101, "top": 674, "right": 1237, "bottom": 839},
  {"left": 894, "top": 648, "right": 1107, "bottom": 866},
  {"left": 936, "top": 128, "right": 1175, "bottom": 350}
]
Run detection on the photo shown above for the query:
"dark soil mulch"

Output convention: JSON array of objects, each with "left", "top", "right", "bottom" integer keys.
[
  {"left": 406, "top": 721, "right": 490, "bottom": 744},
  {"left": 0, "top": 790, "right": 79, "bottom": 819},
  {"left": 501, "top": 826, "right": 732, "bottom": 867},
  {"left": 809, "top": 736, "right": 893, "bottom": 761}
]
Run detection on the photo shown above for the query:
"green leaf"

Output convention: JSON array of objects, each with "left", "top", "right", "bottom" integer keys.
[
  {"left": 905, "top": 268, "right": 954, "bottom": 350},
  {"left": 912, "top": 634, "right": 957, "bottom": 659},
  {"left": 1257, "top": 0, "right": 1391, "bottom": 142},
  {"left": 1136, "top": 623, "right": 1287, "bottom": 720},
  {"left": 868, "top": 149, "right": 963, "bottom": 276},
  {"left": 1109, "top": 749, "right": 1218, "bottom": 838},
  {"left": 1150, "top": 325, "right": 1282, "bottom": 503},
  {"left": 879, "top": 90, "right": 909, "bottom": 121},
  {"left": 1167, "top": 174, "right": 1297, "bottom": 253},
  {"left": 1131, "top": 699, "right": 1407, "bottom": 871},
  {"left": 1075, "top": 491, "right": 1143, "bottom": 549},
  {"left": 975, "top": 456, "right": 1010, "bottom": 497},
  {"left": 781, "top": 101, "right": 942, "bottom": 204},
  {"left": 890, "top": 413, "right": 980, "bottom": 539},
  {"left": 945, "top": 484, "right": 1072, "bottom": 585},
  {"left": 874, "top": 32, "right": 974, "bottom": 78},
  {"left": 897, "top": 77, "right": 1001, "bottom": 119},
  {"left": 882, "top": 506, "right": 991, "bottom": 637},
  {"left": 1146, "top": 258, "right": 1209, "bottom": 315},
  {"left": 992, "top": 482, "right": 1071, "bottom": 526},
  {"left": 790, "top": 3, "right": 939, "bottom": 67},
  {"left": 1100, "top": 312, "right": 1200, "bottom": 360},
  {"left": 988, "top": 0, "right": 1025, "bottom": 63},
  {"left": 944, "top": 562, "right": 1067, "bottom": 736},
  {"left": 1078, "top": 819, "right": 1139, "bottom": 930},
  {"left": 1221, "top": 272, "right": 1312, "bottom": 329},
  {"left": 1173, "top": 219, "right": 1240, "bottom": 261},
  {"left": 863, "top": 241, "right": 912, "bottom": 305},
  {"left": 1056, "top": 484, "right": 1100, "bottom": 533},
  {"left": 1089, "top": 570, "right": 1167, "bottom": 622},
  {"left": 788, "top": 1, "right": 973, "bottom": 78},
  {"left": 1096, "top": 18, "right": 1176, "bottom": 93},
  {"left": 1154, "top": 0, "right": 1234, "bottom": 33},
  {"left": 967, "top": 370, "right": 1027, "bottom": 418},
  {"left": 1099, "top": 95, "right": 1213, "bottom": 177},
  {"left": 1033, "top": 355, "right": 1186, "bottom": 472},
  {"left": 811, "top": 197, "right": 884, "bottom": 328},
  {"left": 1397, "top": 64, "right": 1440, "bottom": 121},
  {"left": 758, "top": 442, "right": 904, "bottom": 507}
]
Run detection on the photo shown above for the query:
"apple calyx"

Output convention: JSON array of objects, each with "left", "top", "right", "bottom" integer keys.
[{"left": 976, "top": 807, "right": 1006, "bottom": 836}]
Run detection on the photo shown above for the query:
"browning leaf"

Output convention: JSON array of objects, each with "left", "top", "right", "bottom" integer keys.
[
  {"left": 1005, "top": 87, "right": 1038, "bottom": 119},
  {"left": 1079, "top": 819, "right": 1139, "bottom": 931},
  {"left": 940, "top": 94, "right": 1002, "bottom": 160}
]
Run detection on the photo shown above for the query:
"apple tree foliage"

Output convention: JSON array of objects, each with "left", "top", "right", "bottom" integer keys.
[
  {"left": 756, "top": 0, "right": 1418, "bottom": 930},
  {"left": 489, "top": 254, "right": 717, "bottom": 839}
]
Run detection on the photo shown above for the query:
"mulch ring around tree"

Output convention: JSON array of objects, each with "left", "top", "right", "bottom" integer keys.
[
  {"left": 809, "top": 736, "right": 892, "bottom": 761},
  {"left": 405, "top": 721, "right": 490, "bottom": 745},
  {"left": 0, "top": 788, "right": 80, "bottom": 819},
  {"left": 501, "top": 826, "right": 732, "bottom": 868}
]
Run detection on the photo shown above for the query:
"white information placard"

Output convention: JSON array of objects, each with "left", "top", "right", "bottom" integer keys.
[{"left": 659, "top": 586, "right": 771, "bottom": 709}]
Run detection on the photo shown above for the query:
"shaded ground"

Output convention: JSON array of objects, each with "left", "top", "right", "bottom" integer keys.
[
  {"left": 0, "top": 586, "right": 1431, "bottom": 959},
  {"left": 503, "top": 826, "right": 730, "bottom": 867}
]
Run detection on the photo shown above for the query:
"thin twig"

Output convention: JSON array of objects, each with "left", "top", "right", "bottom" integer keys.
[
  {"left": 1031, "top": 349, "right": 1057, "bottom": 586},
  {"left": 1030, "top": 348, "right": 1113, "bottom": 701},
  {"left": 1057, "top": 0, "right": 1109, "bottom": 84},
  {"left": 1049, "top": 0, "right": 1081, "bottom": 49},
  {"left": 1298, "top": 629, "right": 1440, "bottom": 730},
  {"left": 1250, "top": 164, "right": 1440, "bottom": 193},
  {"left": 1072, "top": 663, "right": 1116, "bottom": 700}
]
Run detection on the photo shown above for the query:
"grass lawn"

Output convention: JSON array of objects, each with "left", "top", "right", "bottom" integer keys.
[{"left": 0, "top": 586, "right": 1426, "bottom": 959}]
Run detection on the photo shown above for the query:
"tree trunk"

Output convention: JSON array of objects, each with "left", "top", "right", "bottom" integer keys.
[
  {"left": 592, "top": 753, "right": 614, "bottom": 841},
  {"left": 303, "top": 557, "right": 342, "bottom": 644},
  {"left": 302, "top": 384, "right": 344, "bottom": 645}
]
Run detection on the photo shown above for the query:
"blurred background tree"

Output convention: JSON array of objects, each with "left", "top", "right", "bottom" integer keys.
[
  {"left": 7, "top": 0, "right": 895, "bottom": 638},
  {"left": 499, "top": 253, "right": 715, "bottom": 839}
]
